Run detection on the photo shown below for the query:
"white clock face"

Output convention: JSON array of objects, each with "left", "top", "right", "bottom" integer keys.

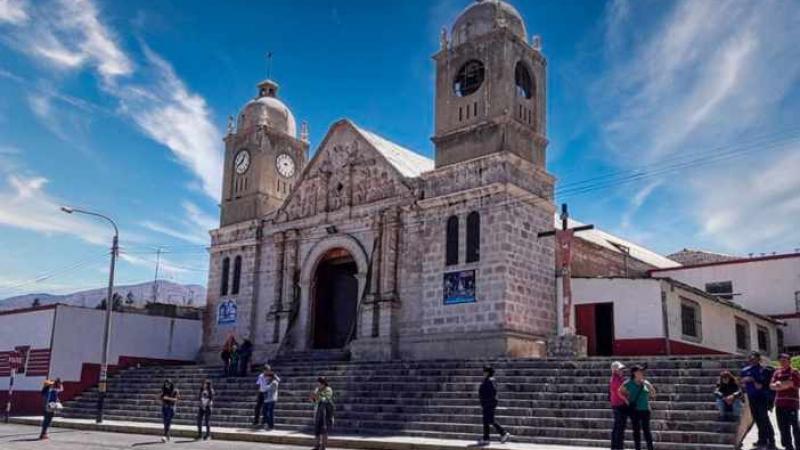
[
  {"left": 276, "top": 153, "right": 295, "bottom": 178},
  {"left": 234, "top": 150, "right": 250, "bottom": 174}
]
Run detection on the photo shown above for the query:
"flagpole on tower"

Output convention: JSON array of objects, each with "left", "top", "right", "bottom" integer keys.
[{"left": 266, "top": 51, "right": 273, "bottom": 79}]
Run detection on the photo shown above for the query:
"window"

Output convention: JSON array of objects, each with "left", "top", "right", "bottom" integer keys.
[
  {"left": 231, "top": 255, "right": 242, "bottom": 295},
  {"left": 220, "top": 257, "right": 230, "bottom": 296},
  {"left": 680, "top": 298, "right": 702, "bottom": 340},
  {"left": 515, "top": 61, "right": 533, "bottom": 99},
  {"left": 466, "top": 211, "right": 480, "bottom": 263},
  {"left": 777, "top": 328, "right": 785, "bottom": 353},
  {"left": 445, "top": 215, "right": 459, "bottom": 266},
  {"left": 453, "top": 60, "right": 485, "bottom": 97},
  {"left": 735, "top": 318, "right": 750, "bottom": 351},
  {"left": 757, "top": 326, "right": 770, "bottom": 353},
  {"left": 706, "top": 281, "right": 733, "bottom": 300}
]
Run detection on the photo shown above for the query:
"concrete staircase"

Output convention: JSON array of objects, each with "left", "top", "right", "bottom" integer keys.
[{"left": 61, "top": 356, "right": 743, "bottom": 450}]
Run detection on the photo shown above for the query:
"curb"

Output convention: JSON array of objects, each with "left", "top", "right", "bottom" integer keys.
[{"left": 7, "top": 417, "right": 490, "bottom": 450}]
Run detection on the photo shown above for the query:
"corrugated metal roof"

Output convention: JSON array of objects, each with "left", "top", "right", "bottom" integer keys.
[{"left": 562, "top": 216, "right": 681, "bottom": 269}]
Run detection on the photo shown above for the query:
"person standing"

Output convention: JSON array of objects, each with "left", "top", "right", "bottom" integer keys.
[
  {"left": 715, "top": 370, "right": 743, "bottom": 421},
  {"left": 742, "top": 351, "right": 777, "bottom": 450},
  {"left": 619, "top": 365, "right": 656, "bottom": 450},
  {"left": 477, "top": 366, "right": 511, "bottom": 446},
  {"left": 609, "top": 361, "right": 628, "bottom": 450},
  {"left": 221, "top": 334, "right": 237, "bottom": 376},
  {"left": 253, "top": 365, "right": 271, "bottom": 426},
  {"left": 238, "top": 339, "right": 253, "bottom": 376},
  {"left": 310, "top": 377, "right": 335, "bottom": 450},
  {"left": 196, "top": 378, "right": 214, "bottom": 441},
  {"left": 39, "top": 378, "right": 63, "bottom": 440},
  {"left": 261, "top": 370, "right": 280, "bottom": 431},
  {"left": 159, "top": 379, "right": 180, "bottom": 443},
  {"left": 770, "top": 353, "right": 800, "bottom": 450}
]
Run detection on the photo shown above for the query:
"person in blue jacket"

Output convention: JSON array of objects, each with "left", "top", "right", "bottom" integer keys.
[{"left": 741, "top": 351, "right": 777, "bottom": 450}]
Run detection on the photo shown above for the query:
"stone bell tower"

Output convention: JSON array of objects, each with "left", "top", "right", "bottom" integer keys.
[
  {"left": 432, "top": 0, "right": 547, "bottom": 168},
  {"left": 220, "top": 79, "right": 309, "bottom": 226}
]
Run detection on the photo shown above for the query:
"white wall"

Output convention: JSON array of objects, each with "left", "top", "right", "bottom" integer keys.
[
  {"left": 0, "top": 308, "right": 55, "bottom": 391},
  {"left": 653, "top": 256, "right": 800, "bottom": 316},
  {"left": 571, "top": 278, "right": 664, "bottom": 339},
  {"left": 49, "top": 305, "right": 202, "bottom": 382},
  {"left": 663, "top": 282, "right": 778, "bottom": 357}
]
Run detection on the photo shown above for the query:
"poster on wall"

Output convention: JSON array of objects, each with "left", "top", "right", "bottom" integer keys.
[
  {"left": 443, "top": 270, "right": 476, "bottom": 305},
  {"left": 217, "top": 299, "right": 238, "bottom": 325}
]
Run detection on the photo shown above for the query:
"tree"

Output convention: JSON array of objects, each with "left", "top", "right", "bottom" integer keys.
[
  {"left": 112, "top": 293, "right": 123, "bottom": 311},
  {"left": 31, "top": 298, "right": 41, "bottom": 308},
  {"left": 125, "top": 291, "right": 135, "bottom": 306},
  {"left": 96, "top": 298, "right": 107, "bottom": 310}
]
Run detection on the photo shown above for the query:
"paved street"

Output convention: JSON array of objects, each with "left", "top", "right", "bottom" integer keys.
[{"left": 0, "top": 423, "right": 332, "bottom": 450}]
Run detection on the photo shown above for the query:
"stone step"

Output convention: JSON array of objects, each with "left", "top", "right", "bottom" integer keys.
[
  {"left": 62, "top": 356, "right": 744, "bottom": 450},
  {"left": 62, "top": 404, "right": 735, "bottom": 433},
  {"left": 61, "top": 411, "right": 734, "bottom": 446}
]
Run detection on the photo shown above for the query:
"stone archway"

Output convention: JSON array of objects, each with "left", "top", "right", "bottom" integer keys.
[
  {"left": 311, "top": 248, "right": 358, "bottom": 349},
  {"left": 298, "top": 234, "right": 368, "bottom": 351}
]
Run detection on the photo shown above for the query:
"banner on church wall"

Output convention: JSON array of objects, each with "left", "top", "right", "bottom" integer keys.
[
  {"left": 217, "top": 299, "right": 238, "bottom": 325},
  {"left": 443, "top": 270, "right": 476, "bottom": 305}
]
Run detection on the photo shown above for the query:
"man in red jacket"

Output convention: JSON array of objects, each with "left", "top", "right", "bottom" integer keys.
[{"left": 770, "top": 353, "right": 800, "bottom": 450}]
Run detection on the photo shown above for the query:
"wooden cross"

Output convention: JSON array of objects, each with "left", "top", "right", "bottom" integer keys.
[{"left": 538, "top": 203, "right": 594, "bottom": 335}]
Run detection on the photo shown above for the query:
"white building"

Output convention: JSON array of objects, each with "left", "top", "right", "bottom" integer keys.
[
  {"left": 651, "top": 253, "right": 800, "bottom": 352},
  {"left": 570, "top": 277, "right": 780, "bottom": 357},
  {"left": 0, "top": 304, "right": 202, "bottom": 415}
]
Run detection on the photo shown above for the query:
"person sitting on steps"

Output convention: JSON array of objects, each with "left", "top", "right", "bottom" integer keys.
[{"left": 715, "top": 370, "right": 743, "bottom": 422}]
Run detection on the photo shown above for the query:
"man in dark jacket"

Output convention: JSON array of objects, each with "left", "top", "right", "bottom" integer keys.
[
  {"left": 478, "top": 366, "right": 511, "bottom": 446},
  {"left": 741, "top": 351, "right": 777, "bottom": 450}
]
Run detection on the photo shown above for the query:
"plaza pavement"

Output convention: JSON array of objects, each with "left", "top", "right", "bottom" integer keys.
[{"left": 6, "top": 412, "right": 773, "bottom": 450}]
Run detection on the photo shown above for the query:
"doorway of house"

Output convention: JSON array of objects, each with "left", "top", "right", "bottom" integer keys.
[
  {"left": 575, "top": 302, "right": 615, "bottom": 356},
  {"left": 312, "top": 249, "right": 358, "bottom": 349}
]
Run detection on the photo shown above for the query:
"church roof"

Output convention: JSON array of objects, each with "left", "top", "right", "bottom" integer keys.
[
  {"left": 352, "top": 124, "right": 434, "bottom": 178},
  {"left": 563, "top": 216, "right": 681, "bottom": 269}
]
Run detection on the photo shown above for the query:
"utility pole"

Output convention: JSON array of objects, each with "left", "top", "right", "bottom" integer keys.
[
  {"left": 61, "top": 206, "right": 118, "bottom": 424},
  {"left": 152, "top": 247, "right": 162, "bottom": 303},
  {"left": 538, "top": 203, "right": 594, "bottom": 335}
]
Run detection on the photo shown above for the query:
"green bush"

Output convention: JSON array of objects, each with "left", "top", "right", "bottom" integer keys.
[{"left": 793, "top": 356, "right": 800, "bottom": 370}]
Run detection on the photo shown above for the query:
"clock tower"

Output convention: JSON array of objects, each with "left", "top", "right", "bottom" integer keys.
[{"left": 220, "top": 79, "right": 308, "bottom": 226}]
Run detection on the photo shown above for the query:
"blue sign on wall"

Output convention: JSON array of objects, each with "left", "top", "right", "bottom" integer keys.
[
  {"left": 443, "top": 270, "right": 476, "bottom": 305},
  {"left": 217, "top": 299, "right": 238, "bottom": 325}
]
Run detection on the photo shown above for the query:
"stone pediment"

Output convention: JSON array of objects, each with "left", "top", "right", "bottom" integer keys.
[{"left": 277, "top": 120, "right": 432, "bottom": 222}]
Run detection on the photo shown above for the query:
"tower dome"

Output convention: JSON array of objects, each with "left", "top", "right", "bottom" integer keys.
[
  {"left": 237, "top": 79, "right": 297, "bottom": 137},
  {"left": 451, "top": 0, "right": 527, "bottom": 47}
]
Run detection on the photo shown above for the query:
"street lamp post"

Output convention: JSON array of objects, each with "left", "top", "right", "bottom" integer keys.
[{"left": 61, "top": 206, "right": 118, "bottom": 424}]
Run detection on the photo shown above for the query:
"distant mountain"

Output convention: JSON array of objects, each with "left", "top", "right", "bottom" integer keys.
[{"left": 0, "top": 280, "right": 206, "bottom": 311}]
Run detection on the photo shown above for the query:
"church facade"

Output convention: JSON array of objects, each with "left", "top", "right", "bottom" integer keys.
[{"left": 202, "top": 0, "right": 558, "bottom": 362}]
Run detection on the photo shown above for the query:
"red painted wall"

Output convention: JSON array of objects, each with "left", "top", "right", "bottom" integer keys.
[{"left": 2, "top": 355, "right": 192, "bottom": 415}]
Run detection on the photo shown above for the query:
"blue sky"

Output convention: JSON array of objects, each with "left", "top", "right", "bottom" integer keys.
[{"left": 0, "top": 0, "right": 798, "bottom": 299}]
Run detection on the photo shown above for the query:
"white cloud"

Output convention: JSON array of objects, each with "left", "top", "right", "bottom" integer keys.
[
  {"left": 0, "top": 0, "right": 28, "bottom": 24},
  {"left": 593, "top": 0, "right": 800, "bottom": 252},
  {"left": 0, "top": 0, "right": 223, "bottom": 200},
  {"left": 116, "top": 46, "right": 223, "bottom": 200},
  {"left": 139, "top": 201, "right": 215, "bottom": 246},
  {"left": 0, "top": 173, "right": 113, "bottom": 245}
]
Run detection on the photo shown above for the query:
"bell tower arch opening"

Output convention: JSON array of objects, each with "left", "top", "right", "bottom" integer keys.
[{"left": 311, "top": 248, "right": 359, "bottom": 350}]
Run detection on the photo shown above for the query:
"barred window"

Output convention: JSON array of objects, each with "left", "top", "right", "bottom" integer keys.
[
  {"left": 680, "top": 298, "right": 702, "bottom": 340},
  {"left": 735, "top": 318, "right": 750, "bottom": 351},
  {"left": 220, "top": 257, "right": 230, "bottom": 296},
  {"left": 232, "top": 255, "right": 242, "bottom": 295},
  {"left": 757, "top": 326, "right": 770, "bottom": 353},
  {"left": 453, "top": 60, "right": 485, "bottom": 97},
  {"left": 466, "top": 211, "right": 480, "bottom": 263},
  {"left": 446, "top": 215, "right": 459, "bottom": 266}
]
